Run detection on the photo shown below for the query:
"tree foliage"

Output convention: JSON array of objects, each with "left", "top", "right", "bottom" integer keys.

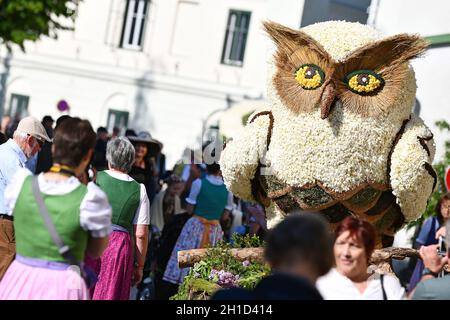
[{"left": 0, "top": 0, "right": 80, "bottom": 50}]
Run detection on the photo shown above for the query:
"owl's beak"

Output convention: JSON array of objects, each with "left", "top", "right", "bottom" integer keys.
[{"left": 320, "top": 80, "right": 337, "bottom": 119}]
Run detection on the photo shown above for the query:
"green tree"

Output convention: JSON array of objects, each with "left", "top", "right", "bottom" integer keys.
[
  {"left": 409, "top": 120, "right": 450, "bottom": 228},
  {"left": 0, "top": 0, "right": 80, "bottom": 50}
]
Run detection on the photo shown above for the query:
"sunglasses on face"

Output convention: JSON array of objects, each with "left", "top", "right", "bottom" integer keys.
[{"left": 27, "top": 134, "right": 45, "bottom": 148}]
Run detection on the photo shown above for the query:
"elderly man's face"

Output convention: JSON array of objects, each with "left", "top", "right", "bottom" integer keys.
[{"left": 24, "top": 135, "right": 43, "bottom": 158}]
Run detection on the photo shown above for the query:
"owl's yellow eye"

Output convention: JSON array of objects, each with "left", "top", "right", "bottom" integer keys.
[
  {"left": 345, "top": 70, "right": 384, "bottom": 95},
  {"left": 295, "top": 64, "right": 325, "bottom": 90}
]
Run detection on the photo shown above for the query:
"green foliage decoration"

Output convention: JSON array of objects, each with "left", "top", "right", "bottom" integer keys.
[{"left": 171, "top": 234, "right": 270, "bottom": 300}]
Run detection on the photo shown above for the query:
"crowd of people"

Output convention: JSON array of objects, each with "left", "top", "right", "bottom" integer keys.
[
  {"left": 0, "top": 115, "right": 268, "bottom": 300},
  {"left": 0, "top": 114, "right": 448, "bottom": 300},
  {"left": 213, "top": 214, "right": 449, "bottom": 300}
]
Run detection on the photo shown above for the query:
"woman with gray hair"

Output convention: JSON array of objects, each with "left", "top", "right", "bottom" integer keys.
[{"left": 86, "top": 136, "right": 150, "bottom": 300}]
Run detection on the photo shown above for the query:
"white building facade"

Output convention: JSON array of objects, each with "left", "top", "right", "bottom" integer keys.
[
  {"left": 0, "top": 0, "right": 305, "bottom": 167},
  {"left": 0, "top": 0, "right": 449, "bottom": 167}
]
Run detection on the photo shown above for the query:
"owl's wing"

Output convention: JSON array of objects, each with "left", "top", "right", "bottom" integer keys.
[
  {"left": 220, "top": 111, "right": 272, "bottom": 201},
  {"left": 390, "top": 114, "right": 437, "bottom": 222}
]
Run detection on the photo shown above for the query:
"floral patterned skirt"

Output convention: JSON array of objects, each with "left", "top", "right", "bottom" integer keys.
[{"left": 162, "top": 216, "right": 223, "bottom": 285}]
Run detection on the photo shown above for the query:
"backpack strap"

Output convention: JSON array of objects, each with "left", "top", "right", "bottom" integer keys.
[{"left": 31, "top": 176, "right": 78, "bottom": 266}]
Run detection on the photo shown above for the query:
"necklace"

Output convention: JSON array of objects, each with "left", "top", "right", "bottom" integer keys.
[{"left": 49, "top": 165, "right": 76, "bottom": 177}]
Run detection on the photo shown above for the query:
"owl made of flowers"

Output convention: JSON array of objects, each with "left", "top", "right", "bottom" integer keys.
[{"left": 220, "top": 21, "right": 436, "bottom": 247}]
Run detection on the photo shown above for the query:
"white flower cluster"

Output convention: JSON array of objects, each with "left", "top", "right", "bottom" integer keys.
[
  {"left": 390, "top": 115, "right": 436, "bottom": 222},
  {"left": 220, "top": 111, "right": 271, "bottom": 201},
  {"left": 301, "top": 20, "right": 383, "bottom": 62},
  {"left": 267, "top": 104, "right": 402, "bottom": 192}
]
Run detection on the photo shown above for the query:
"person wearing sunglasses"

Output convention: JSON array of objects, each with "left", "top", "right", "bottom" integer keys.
[
  {"left": 24, "top": 133, "right": 45, "bottom": 173},
  {"left": 0, "top": 116, "right": 51, "bottom": 280}
]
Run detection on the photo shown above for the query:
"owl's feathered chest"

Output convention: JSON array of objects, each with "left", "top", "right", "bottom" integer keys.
[
  {"left": 263, "top": 108, "right": 405, "bottom": 193},
  {"left": 247, "top": 108, "right": 408, "bottom": 245}
]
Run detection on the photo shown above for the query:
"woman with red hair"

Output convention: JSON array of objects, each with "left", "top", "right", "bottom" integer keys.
[{"left": 316, "top": 216, "right": 405, "bottom": 300}]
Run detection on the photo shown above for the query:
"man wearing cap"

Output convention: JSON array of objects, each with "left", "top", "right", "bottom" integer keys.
[{"left": 0, "top": 116, "right": 51, "bottom": 279}]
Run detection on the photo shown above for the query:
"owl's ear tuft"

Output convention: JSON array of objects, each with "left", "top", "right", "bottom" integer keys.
[
  {"left": 262, "top": 21, "right": 330, "bottom": 59},
  {"left": 380, "top": 34, "right": 429, "bottom": 71},
  {"left": 343, "top": 34, "right": 429, "bottom": 74},
  {"left": 262, "top": 21, "right": 299, "bottom": 53}
]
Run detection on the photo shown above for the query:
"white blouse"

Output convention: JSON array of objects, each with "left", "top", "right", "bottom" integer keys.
[
  {"left": 5, "top": 168, "right": 112, "bottom": 238},
  {"left": 103, "top": 170, "right": 150, "bottom": 225},
  {"left": 185, "top": 174, "right": 233, "bottom": 211},
  {"left": 316, "top": 268, "right": 406, "bottom": 300}
]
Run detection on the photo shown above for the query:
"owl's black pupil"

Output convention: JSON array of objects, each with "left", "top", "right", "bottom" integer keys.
[
  {"left": 357, "top": 74, "right": 370, "bottom": 86},
  {"left": 304, "top": 67, "right": 315, "bottom": 79}
]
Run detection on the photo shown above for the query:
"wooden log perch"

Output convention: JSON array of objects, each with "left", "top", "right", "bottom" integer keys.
[
  {"left": 178, "top": 247, "right": 420, "bottom": 269},
  {"left": 178, "top": 247, "right": 265, "bottom": 268},
  {"left": 369, "top": 247, "right": 420, "bottom": 264}
]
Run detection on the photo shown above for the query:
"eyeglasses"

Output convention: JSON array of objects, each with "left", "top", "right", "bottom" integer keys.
[
  {"left": 27, "top": 134, "right": 45, "bottom": 148},
  {"left": 36, "top": 139, "right": 45, "bottom": 148}
]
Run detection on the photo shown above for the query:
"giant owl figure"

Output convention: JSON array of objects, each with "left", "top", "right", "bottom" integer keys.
[{"left": 220, "top": 21, "right": 437, "bottom": 247}]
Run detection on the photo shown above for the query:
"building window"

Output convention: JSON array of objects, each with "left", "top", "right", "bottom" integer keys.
[
  {"left": 120, "top": 0, "right": 150, "bottom": 50},
  {"left": 107, "top": 109, "right": 129, "bottom": 135},
  {"left": 221, "top": 10, "right": 251, "bottom": 67},
  {"left": 300, "top": 0, "right": 371, "bottom": 27},
  {"left": 7, "top": 94, "right": 29, "bottom": 119}
]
